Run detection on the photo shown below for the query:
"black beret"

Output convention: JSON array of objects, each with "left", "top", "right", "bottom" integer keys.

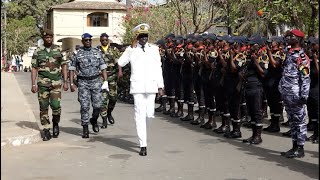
[{"left": 100, "top": 33, "right": 109, "bottom": 38}]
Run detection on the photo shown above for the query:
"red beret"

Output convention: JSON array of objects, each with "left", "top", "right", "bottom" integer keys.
[{"left": 290, "top": 29, "right": 305, "bottom": 38}]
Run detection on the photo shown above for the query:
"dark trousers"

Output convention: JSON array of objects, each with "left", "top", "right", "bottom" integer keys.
[
  {"left": 245, "top": 85, "right": 264, "bottom": 126},
  {"left": 193, "top": 67, "right": 205, "bottom": 107},
  {"left": 225, "top": 76, "right": 241, "bottom": 122},
  {"left": 307, "top": 86, "right": 319, "bottom": 121},
  {"left": 182, "top": 64, "right": 194, "bottom": 104},
  {"left": 163, "top": 63, "right": 174, "bottom": 97},
  {"left": 172, "top": 64, "right": 184, "bottom": 101}
]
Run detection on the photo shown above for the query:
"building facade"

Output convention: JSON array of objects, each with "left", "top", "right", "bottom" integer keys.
[{"left": 46, "top": 0, "right": 127, "bottom": 51}]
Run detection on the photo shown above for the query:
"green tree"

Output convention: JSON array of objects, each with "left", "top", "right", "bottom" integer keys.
[{"left": 6, "top": 16, "right": 37, "bottom": 57}]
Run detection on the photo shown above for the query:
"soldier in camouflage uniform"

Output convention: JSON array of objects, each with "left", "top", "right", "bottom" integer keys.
[
  {"left": 69, "top": 33, "right": 108, "bottom": 138},
  {"left": 279, "top": 29, "right": 310, "bottom": 158},
  {"left": 31, "top": 29, "right": 68, "bottom": 141},
  {"left": 97, "top": 33, "right": 123, "bottom": 128}
]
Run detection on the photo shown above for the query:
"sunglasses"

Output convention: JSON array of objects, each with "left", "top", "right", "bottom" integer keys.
[{"left": 84, "top": 39, "right": 92, "bottom": 42}]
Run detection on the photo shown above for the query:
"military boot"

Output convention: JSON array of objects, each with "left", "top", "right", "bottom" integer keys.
[
  {"left": 128, "top": 95, "right": 134, "bottom": 104},
  {"left": 180, "top": 104, "right": 194, "bottom": 121},
  {"left": 101, "top": 116, "right": 108, "bottom": 129},
  {"left": 281, "top": 141, "right": 298, "bottom": 156},
  {"left": 250, "top": 126, "right": 263, "bottom": 144},
  {"left": 282, "top": 129, "right": 292, "bottom": 137},
  {"left": 107, "top": 107, "right": 115, "bottom": 124},
  {"left": 213, "top": 115, "right": 230, "bottom": 134},
  {"left": 164, "top": 98, "right": 175, "bottom": 115},
  {"left": 42, "top": 129, "right": 52, "bottom": 141},
  {"left": 282, "top": 143, "right": 305, "bottom": 158},
  {"left": 240, "top": 102, "right": 248, "bottom": 123},
  {"left": 52, "top": 115, "right": 60, "bottom": 138},
  {"left": 190, "top": 107, "right": 205, "bottom": 125},
  {"left": 155, "top": 96, "right": 167, "bottom": 112},
  {"left": 243, "top": 126, "right": 256, "bottom": 143},
  {"left": 224, "top": 121, "right": 242, "bottom": 138},
  {"left": 82, "top": 125, "right": 89, "bottom": 138},
  {"left": 171, "top": 102, "right": 184, "bottom": 118},
  {"left": 89, "top": 108, "right": 100, "bottom": 133},
  {"left": 200, "top": 111, "right": 217, "bottom": 129},
  {"left": 263, "top": 115, "right": 280, "bottom": 133}
]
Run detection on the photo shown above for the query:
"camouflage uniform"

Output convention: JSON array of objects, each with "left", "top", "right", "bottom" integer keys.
[
  {"left": 68, "top": 47, "right": 107, "bottom": 126},
  {"left": 97, "top": 45, "right": 121, "bottom": 118},
  {"left": 279, "top": 47, "right": 310, "bottom": 146},
  {"left": 31, "top": 45, "right": 66, "bottom": 129}
]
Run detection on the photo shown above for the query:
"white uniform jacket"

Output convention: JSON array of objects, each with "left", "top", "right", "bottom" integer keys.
[{"left": 118, "top": 43, "right": 164, "bottom": 94}]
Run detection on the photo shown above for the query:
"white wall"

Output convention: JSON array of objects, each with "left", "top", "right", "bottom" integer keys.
[{"left": 53, "top": 9, "right": 126, "bottom": 45}]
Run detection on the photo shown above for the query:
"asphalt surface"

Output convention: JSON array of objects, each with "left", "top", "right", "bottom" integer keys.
[{"left": 1, "top": 72, "right": 319, "bottom": 180}]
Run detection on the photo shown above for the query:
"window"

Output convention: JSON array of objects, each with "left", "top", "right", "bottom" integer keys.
[{"left": 87, "top": 12, "right": 109, "bottom": 27}]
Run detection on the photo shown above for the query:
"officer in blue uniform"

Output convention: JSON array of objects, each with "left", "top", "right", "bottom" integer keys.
[{"left": 279, "top": 29, "right": 310, "bottom": 158}]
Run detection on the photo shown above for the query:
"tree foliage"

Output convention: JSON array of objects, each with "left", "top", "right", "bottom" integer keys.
[{"left": 6, "top": 16, "right": 37, "bottom": 57}]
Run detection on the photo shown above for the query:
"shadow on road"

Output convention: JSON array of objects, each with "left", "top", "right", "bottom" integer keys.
[
  {"left": 59, "top": 125, "right": 140, "bottom": 154},
  {"left": 155, "top": 112, "right": 319, "bottom": 180},
  {"left": 16, "top": 120, "right": 41, "bottom": 131}
]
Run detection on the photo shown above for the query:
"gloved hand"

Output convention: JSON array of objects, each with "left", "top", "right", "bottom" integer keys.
[
  {"left": 299, "top": 96, "right": 308, "bottom": 104},
  {"left": 101, "top": 81, "right": 109, "bottom": 91}
]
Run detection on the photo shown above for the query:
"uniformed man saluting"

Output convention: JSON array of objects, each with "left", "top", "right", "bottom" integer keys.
[
  {"left": 31, "top": 29, "right": 69, "bottom": 141},
  {"left": 68, "top": 33, "right": 108, "bottom": 138},
  {"left": 117, "top": 24, "right": 164, "bottom": 156}
]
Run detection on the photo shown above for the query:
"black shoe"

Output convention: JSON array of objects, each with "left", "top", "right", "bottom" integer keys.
[
  {"left": 90, "top": 118, "right": 99, "bottom": 133},
  {"left": 281, "top": 121, "right": 290, "bottom": 127},
  {"left": 82, "top": 125, "right": 89, "bottom": 138},
  {"left": 190, "top": 117, "right": 204, "bottom": 125},
  {"left": 224, "top": 130, "right": 242, "bottom": 138},
  {"left": 242, "top": 136, "right": 254, "bottom": 143},
  {"left": 180, "top": 114, "right": 194, "bottom": 121},
  {"left": 200, "top": 121, "right": 217, "bottom": 129},
  {"left": 263, "top": 124, "right": 280, "bottom": 133},
  {"left": 171, "top": 111, "right": 184, "bottom": 118},
  {"left": 155, "top": 104, "right": 164, "bottom": 112},
  {"left": 52, "top": 123, "right": 59, "bottom": 138},
  {"left": 242, "top": 121, "right": 252, "bottom": 128},
  {"left": 284, "top": 145, "right": 305, "bottom": 158},
  {"left": 139, "top": 147, "right": 147, "bottom": 156},
  {"left": 42, "top": 129, "right": 52, "bottom": 141},
  {"left": 213, "top": 125, "right": 230, "bottom": 134},
  {"left": 107, "top": 114, "right": 115, "bottom": 124},
  {"left": 250, "top": 136, "right": 262, "bottom": 144},
  {"left": 101, "top": 116, "right": 108, "bottom": 129},
  {"left": 282, "top": 130, "right": 292, "bottom": 137}
]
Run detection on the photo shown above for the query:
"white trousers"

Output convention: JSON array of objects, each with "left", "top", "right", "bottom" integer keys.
[{"left": 133, "top": 93, "right": 156, "bottom": 147}]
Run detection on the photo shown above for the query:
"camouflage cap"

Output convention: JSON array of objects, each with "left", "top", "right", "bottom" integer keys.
[{"left": 42, "top": 29, "right": 54, "bottom": 36}]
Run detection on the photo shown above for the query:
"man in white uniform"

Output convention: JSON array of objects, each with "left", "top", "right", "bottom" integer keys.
[{"left": 117, "top": 23, "right": 164, "bottom": 156}]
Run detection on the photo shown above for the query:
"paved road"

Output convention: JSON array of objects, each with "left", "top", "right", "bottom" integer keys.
[{"left": 1, "top": 72, "right": 319, "bottom": 180}]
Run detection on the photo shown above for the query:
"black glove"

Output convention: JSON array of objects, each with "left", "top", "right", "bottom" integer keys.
[{"left": 299, "top": 96, "right": 308, "bottom": 104}]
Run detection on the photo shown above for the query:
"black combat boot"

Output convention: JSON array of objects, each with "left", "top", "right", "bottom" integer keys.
[
  {"left": 243, "top": 125, "right": 256, "bottom": 143},
  {"left": 164, "top": 98, "right": 175, "bottom": 115},
  {"left": 282, "top": 129, "right": 292, "bottom": 137},
  {"left": 263, "top": 115, "right": 280, "bottom": 133},
  {"left": 282, "top": 142, "right": 305, "bottom": 158},
  {"left": 250, "top": 126, "right": 263, "bottom": 144},
  {"left": 42, "top": 129, "right": 52, "bottom": 141},
  {"left": 213, "top": 115, "right": 230, "bottom": 134},
  {"left": 155, "top": 96, "right": 165, "bottom": 112},
  {"left": 180, "top": 104, "right": 194, "bottom": 121},
  {"left": 171, "top": 102, "right": 184, "bottom": 118},
  {"left": 128, "top": 95, "right": 134, "bottom": 104},
  {"left": 101, "top": 116, "right": 108, "bottom": 129},
  {"left": 89, "top": 108, "right": 100, "bottom": 133},
  {"left": 240, "top": 103, "right": 248, "bottom": 123},
  {"left": 82, "top": 125, "right": 89, "bottom": 138},
  {"left": 281, "top": 141, "right": 298, "bottom": 156},
  {"left": 190, "top": 107, "right": 205, "bottom": 125},
  {"left": 139, "top": 147, "right": 147, "bottom": 156},
  {"left": 52, "top": 115, "right": 60, "bottom": 138},
  {"left": 225, "top": 121, "right": 242, "bottom": 138},
  {"left": 200, "top": 111, "right": 217, "bottom": 129},
  {"left": 107, "top": 107, "right": 115, "bottom": 124}
]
